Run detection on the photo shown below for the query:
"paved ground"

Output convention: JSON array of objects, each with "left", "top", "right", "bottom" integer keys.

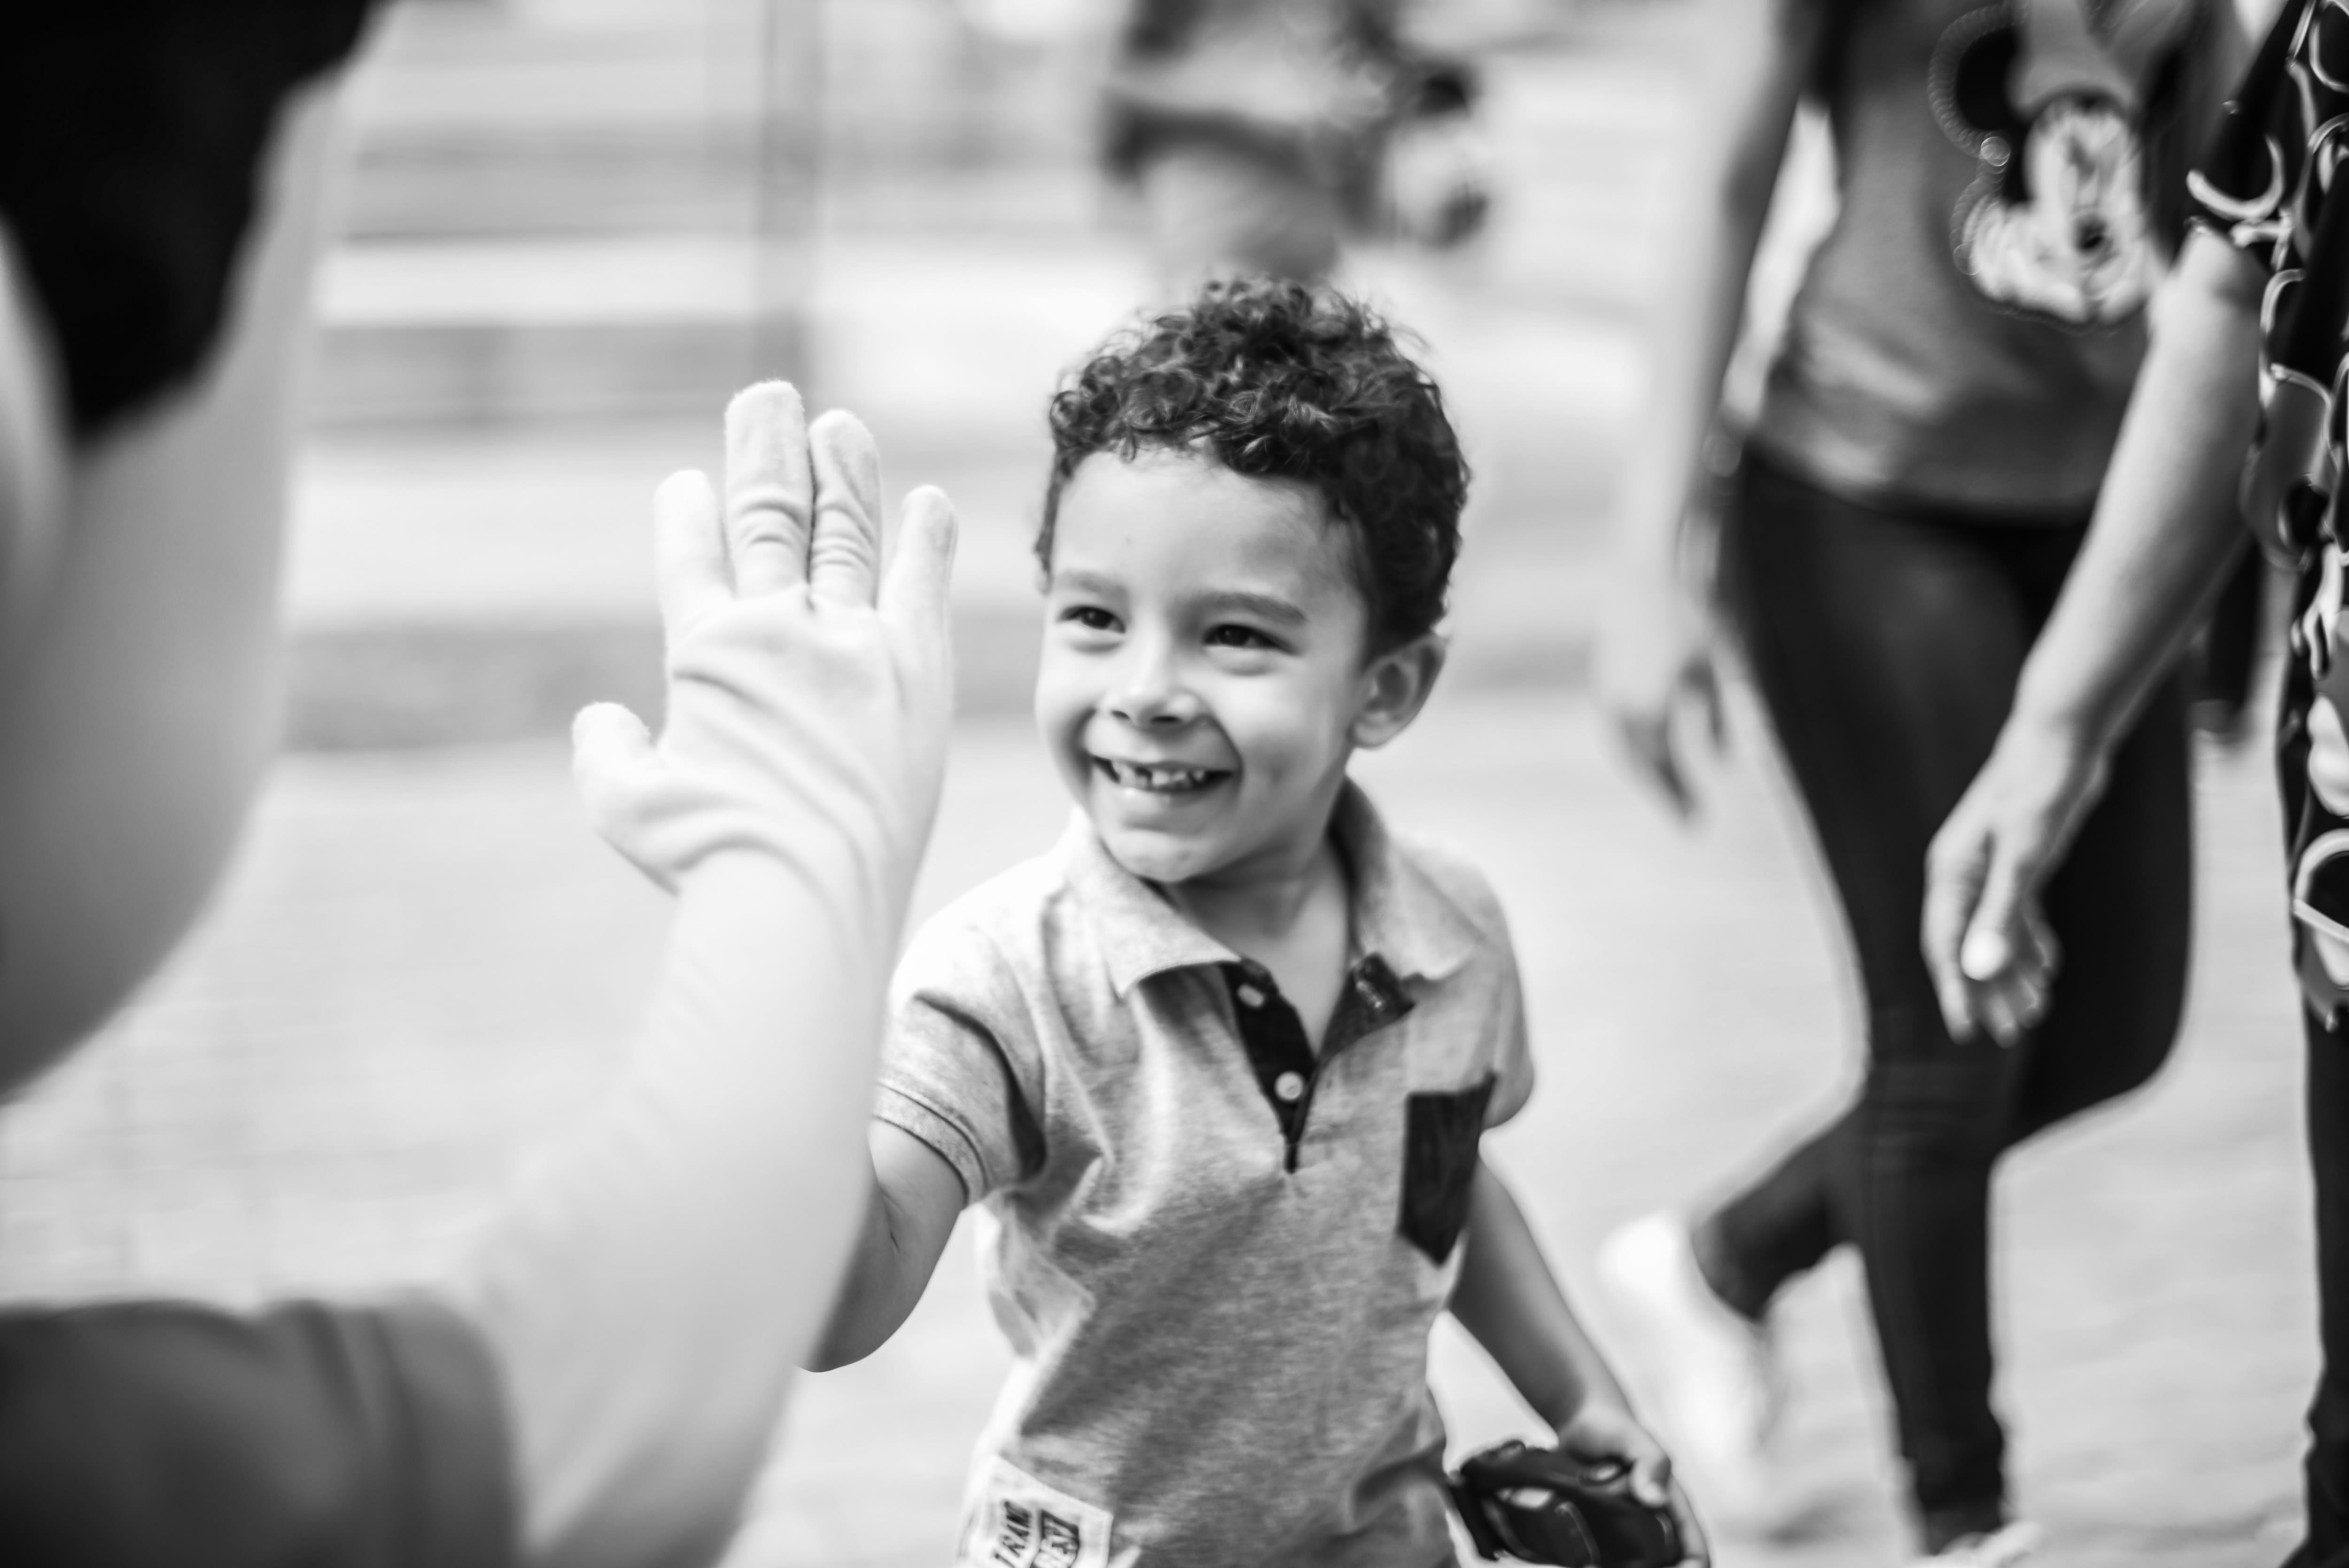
[{"left": 0, "top": 683, "right": 2313, "bottom": 1566}]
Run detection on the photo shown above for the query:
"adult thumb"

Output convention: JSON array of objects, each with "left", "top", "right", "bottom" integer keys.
[
  {"left": 1959, "top": 848, "right": 2032, "bottom": 984},
  {"left": 572, "top": 702, "right": 660, "bottom": 827}
]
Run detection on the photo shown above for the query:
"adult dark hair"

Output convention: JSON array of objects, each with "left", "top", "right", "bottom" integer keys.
[{"left": 1041, "top": 276, "right": 1467, "bottom": 652}]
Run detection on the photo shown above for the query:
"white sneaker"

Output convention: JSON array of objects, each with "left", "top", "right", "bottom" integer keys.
[
  {"left": 1596, "top": 1212, "right": 1783, "bottom": 1528},
  {"left": 1911, "top": 1520, "right": 2041, "bottom": 1566}
]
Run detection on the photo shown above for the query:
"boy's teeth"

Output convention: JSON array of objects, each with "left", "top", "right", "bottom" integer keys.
[{"left": 1108, "top": 760, "right": 1211, "bottom": 790}]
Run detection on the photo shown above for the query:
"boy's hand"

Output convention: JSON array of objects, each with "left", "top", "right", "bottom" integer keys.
[
  {"left": 1555, "top": 1401, "right": 1711, "bottom": 1568},
  {"left": 573, "top": 382, "right": 957, "bottom": 902}
]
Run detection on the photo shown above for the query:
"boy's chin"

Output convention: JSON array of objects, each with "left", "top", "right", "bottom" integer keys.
[{"left": 1092, "top": 821, "right": 1226, "bottom": 886}]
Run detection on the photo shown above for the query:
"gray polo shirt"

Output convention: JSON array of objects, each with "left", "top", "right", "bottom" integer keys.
[{"left": 876, "top": 783, "right": 1532, "bottom": 1568}]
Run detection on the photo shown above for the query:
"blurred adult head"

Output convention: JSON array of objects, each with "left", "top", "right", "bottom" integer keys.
[{"left": 0, "top": 85, "right": 339, "bottom": 1095}]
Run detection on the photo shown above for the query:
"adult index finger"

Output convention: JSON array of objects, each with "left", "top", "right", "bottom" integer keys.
[{"left": 723, "top": 381, "right": 814, "bottom": 597}]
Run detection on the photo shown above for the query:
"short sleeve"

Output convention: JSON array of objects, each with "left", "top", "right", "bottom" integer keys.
[
  {"left": 0, "top": 1293, "right": 515, "bottom": 1568},
  {"left": 875, "top": 914, "right": 1043, "bottom": 1205},
  {"left": 1483, "top": 930, "right": 1536, "bottom": 1130}
]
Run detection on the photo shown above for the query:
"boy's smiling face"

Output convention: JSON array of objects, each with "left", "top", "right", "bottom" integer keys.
[{"left": 1037, "top": 448, "right": 1429, "bottom": 890}]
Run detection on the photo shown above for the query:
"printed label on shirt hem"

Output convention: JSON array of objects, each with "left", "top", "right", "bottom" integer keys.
[{"left": 958, "top": 1456, "right": 1116, "bottom": 1568}]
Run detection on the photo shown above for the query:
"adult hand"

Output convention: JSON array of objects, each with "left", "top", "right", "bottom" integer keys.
[
  {"left": 1596, "top": 566, "right": 1723, "bottom": 818},
  {"left": 1556, "top": 1399, "right": 1711, "bottom": 1568},
  {"left": 573, "top": 382, "right": 956, "bottom": 906},
  {"left": 1921, "top": 722, "right": 2108, "bottom": 1046}
]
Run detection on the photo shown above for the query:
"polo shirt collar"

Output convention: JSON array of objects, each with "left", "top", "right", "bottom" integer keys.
[{"left": 1062, "top": 780, "right": 1483, "bottom": 999}]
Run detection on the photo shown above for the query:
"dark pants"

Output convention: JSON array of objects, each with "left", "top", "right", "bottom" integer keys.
[
  {"left": 2282, "top": 581, "right": 2349, "bottom": 1567},
  {"left": 1706, "top": 456, "right": 2195, "bottom": 1545},
  {"left": 2292, "top": 1008, "right": 2349, "bottom": 1568}
]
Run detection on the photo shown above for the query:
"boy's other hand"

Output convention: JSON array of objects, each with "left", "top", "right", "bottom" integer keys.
[
  {"left": 1555, "top": 1400, "right": 1711, "bottom": 1568},
  {"left": 573, "top": 381, "right": 957, "bottom": 902}
]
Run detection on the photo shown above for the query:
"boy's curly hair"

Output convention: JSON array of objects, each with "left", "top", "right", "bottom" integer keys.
[{"left": 1041, "top": 278, "right": 1469, "bottom": 652}]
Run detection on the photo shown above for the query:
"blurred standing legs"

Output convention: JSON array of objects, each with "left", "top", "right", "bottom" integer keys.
[
  {"left": 2297, "top": 1011, "right": 2349, "bottom": 1568},
  {"left": 1693, "top": 457, "right": 2193, "bottom": 1548}
]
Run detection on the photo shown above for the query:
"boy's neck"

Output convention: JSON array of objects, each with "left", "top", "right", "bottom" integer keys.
[
  {"left": 1160, "top": 823, "right": 1353, "bottom": 1053},
  {"left": 1158, "top": 832, "right": 1348, "bottom": 959}
]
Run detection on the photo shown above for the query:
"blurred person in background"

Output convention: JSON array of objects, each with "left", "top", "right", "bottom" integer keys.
[
  {"left": 1923, "top": 3, "right": 2349, "bottom": 1563},
  {"left": 1587, "top": 0, "right": 2245, "bottom": 1561},
  {"left": 1101, "top": 0, "right": 1493, "bottom": 292},
  {"left": 0, "top": 8, "right": 956, "bottom": 1566}
]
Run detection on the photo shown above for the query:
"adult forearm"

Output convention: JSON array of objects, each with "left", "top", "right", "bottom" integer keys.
[
  {"left": 1613, "top": 0, "right": 1813, "bottom": 577},
  {"left": 451, "top": 845, "right": 898, "bottom": 1568},
  {"left": 2006, "top": 233, "right": 2264, "bottom": 755}
]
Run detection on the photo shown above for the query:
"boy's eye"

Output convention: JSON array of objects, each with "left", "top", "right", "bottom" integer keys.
[
  {"left": 1206, "top": 624, "right": 1278, "bottom": 650},
  {"left": 1061, "top": 605, "right": 1120, "bottom": 632}
]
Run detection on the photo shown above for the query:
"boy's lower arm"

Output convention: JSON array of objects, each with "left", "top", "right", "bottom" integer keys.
[
  {"left": 1450, "top": 1163, "right": 1628, "bottom": 1430},
  {"left": 807, "top": 1119, "right": 967, "bottom": 1372}
]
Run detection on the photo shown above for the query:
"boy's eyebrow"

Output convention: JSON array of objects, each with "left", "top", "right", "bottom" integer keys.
[
  {"left": 1048, "top": 570, "right": 1310, "bottom": 626},
  {"left": 1049, "top": 567, "right": 1124, "bottom": 598},
  {"left": 1196, "top": 589, "right": 1309, "bottom": 627}
]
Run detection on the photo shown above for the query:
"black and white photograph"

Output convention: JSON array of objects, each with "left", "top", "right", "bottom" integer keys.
[{"left": 0, "top": 1, "right": 2325, "bottom": 1565}]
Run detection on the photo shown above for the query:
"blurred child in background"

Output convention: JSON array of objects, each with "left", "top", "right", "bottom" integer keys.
[{"left": 1103, "top": 0, "right": 1491, "bottom": 292}]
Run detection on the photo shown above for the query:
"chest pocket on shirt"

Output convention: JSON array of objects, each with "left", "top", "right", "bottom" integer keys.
[{"left": 1399, "top": 1074, "right": 1494, "bottom": 1264}]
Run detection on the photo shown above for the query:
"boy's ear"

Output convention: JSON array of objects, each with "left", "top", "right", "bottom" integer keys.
[{"left": 1351, "top": 632, "right": 1447, "bottom": 750}]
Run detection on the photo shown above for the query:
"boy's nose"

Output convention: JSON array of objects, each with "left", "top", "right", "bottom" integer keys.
[{"left": 1106, "top": 644, "right": 1200, "bottom": 727}]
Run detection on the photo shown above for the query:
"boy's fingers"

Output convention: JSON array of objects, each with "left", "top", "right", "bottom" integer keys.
[
  {"left": 723, "top": 381, "right": 815, "bottom": 598},
  {"left": 652, "top": 470, "right": 727, "bottom": 648},
  {"left": 807, "top": 408, "right": 887, "bottom": 607},
  {"left": 881, "top": 485, "right": 959, "bottom": 642},
  {"left": 1629, "top": 1450, "right": 1671, "bottom": 1509},
  {"left": 1671, "top": 1487, "right": 1711, "bottom": 1568}
]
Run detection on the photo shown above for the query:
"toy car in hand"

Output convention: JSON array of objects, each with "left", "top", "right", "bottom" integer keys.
[{"left": 1447, "top": 1440, "right": 1683, "bottom": 1567}]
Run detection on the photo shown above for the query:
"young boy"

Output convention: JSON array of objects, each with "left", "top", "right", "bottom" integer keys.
[{"left": 811, "top": 279, "right": 1701, "bottom": 1568}]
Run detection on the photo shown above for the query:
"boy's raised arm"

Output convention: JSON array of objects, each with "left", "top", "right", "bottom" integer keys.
[
  {"left": 805, "top": 1121, "right": 969, "bottom": 1371},
  {"left": 1451, "top": 1163, "right": 1710, "bottom": 1566}
]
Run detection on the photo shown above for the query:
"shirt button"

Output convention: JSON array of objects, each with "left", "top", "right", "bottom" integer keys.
[
  {"left": 1274, "top": 1071, "right": 1306, "bottom": 1102},
  {"left": 1236, "top": 983, "right": 1266, "bottom": 1009}
]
